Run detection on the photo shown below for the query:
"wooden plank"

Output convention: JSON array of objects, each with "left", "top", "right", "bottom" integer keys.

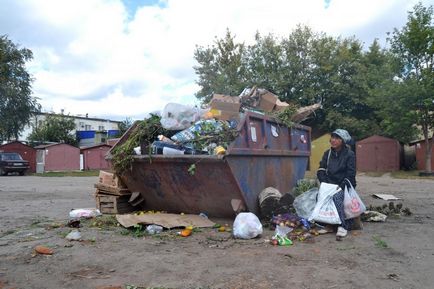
[{"left": 94, "top": 183, "right": 131, "bottom": 196}]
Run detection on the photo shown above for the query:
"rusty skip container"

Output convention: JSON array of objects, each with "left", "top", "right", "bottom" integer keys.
[{"left": 109, "top": 111, "right": 311, "bottom": 217}]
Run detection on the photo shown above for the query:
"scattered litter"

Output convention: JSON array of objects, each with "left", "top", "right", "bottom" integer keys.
[
  {"left": 160, "top": 102, "right": 207, "bottom": 130},
  {"left": 178, "top": 229, "right": 192, "bottom": 237},
  {"left": 65, "top": 230, "right": 82, "bottom": 241},
  {"left": 34, "top": 245, "right": 54, "bottom": 255},
  {"left": 293, "top": 188, "right": 318, "bottom": 219},
  {"left": 116, "top": 213, "right": 215, "bottom": 229},
  {"left": 67, "top": 219, "right": 81, "bottom": 228},
  {"left": 372, "top": 194, "right": 401, "bottom": 200},
  {"left": 362, "top": 211, "right": 387, "bottom": 222},
  {"left": 233, "top": 212, "right": 263, "bottom": 239},
  {"left": 69, "top": 208, "right": 101, "bottom": 219},
  {"left": 272, "top": 225, "right": 293, "bottom": 246},
  {"left": 367, "top": 202, "right": 412, "bottom": 216},
  {"left": 145, "top": 224, "right": 163, "bottom": 235}
]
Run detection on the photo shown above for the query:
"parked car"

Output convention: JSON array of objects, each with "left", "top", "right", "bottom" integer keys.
[{"left": 0, "top": 152, "right": 30, "bottom": 176}]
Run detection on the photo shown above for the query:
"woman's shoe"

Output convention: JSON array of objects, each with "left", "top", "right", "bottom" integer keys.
[{"left": 336, "top": 226, "right": 348, "bottom": 240}]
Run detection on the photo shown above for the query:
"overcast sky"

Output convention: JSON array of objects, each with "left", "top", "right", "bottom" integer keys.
[{"left": 1, "top": 0, "right": 432, "bottom": 121}]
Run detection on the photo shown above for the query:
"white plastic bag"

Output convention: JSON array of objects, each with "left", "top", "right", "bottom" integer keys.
[
  {"left": 65, "top": 230, "right": 82, "bottom": 241},
  {"left": 309, "top": 183, "right": 341, "bottom": 225},
  {"left": 293, "top": 188, "right": 318, "bottom": 219},
  {"left": 160, "top": 103, "right": 206, "bottom": 130},
  {"left": 344, "top": 182, "right": 366, "bottom": 219},
  {"left": 233, "top": 212, "right": 263, "bottom": 239},
  {"left": 69, "top": 208, "right": 101, "bottom": 218}
]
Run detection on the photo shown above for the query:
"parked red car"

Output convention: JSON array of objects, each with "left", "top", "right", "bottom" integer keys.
[{"left": 0, "top": 152, "right": 30, "bottom": 176}]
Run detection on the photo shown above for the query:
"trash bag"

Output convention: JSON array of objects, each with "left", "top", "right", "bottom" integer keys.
[
  {"left": 69, "top": 208, "right": 101, "bottom": 218},
  {"left": 293, "top": 188, "right": 318, "bottom": 219},
  {"left": 233, "top": 212, "right": 263, "bottom": 239},
  {"left": 160, "top": 103, "right": 207, "bottom": 130},
  {"left": 344, "top": 182, "right": 366, "bottom": 219},
  {"left": 309, "top": 183, "right": 341, "bottom": 225}
]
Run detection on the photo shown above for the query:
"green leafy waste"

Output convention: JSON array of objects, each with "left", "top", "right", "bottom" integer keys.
[
  {"left": 111, "top": 114, "right": 168, "bottom": 174},
  {"left": 110, "top": 114, "right": 239, "bottom": 175},
  {"left": 270, "top": 103, "right": 298, "bottom": 128}
]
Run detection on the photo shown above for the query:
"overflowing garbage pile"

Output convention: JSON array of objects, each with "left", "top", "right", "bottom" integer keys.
[{"left": 110, "top": 87, "right": 320, "bottom": 174}]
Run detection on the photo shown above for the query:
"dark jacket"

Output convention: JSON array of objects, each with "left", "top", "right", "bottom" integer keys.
[{"left": 317, "top": 146, "right": 356, "bottom": 190}]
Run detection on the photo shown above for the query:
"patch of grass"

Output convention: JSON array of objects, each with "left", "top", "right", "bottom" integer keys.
[
  {"left": 373, "top": 235, "right": 388, "bottom": 248},
  {"left": 0, "top": 229, "right": 16, "bottom": 238},
  {"left": 390, "top": 170, "right": 434, "bottom": 180},
  {"left": 362, "top": 171, "right": 386, "bottom": 177},
  {"left": 125, "top": 284, "right": 172, "bottom": 289},
  {"left": 82, "top": 215, "right": 119, "bottom": 230},
  {"left": 32, "top": 170, "right": 100, "bottom": 177},
  {"left": 336, "top": 245, "right": 356, "bottom": 251}
]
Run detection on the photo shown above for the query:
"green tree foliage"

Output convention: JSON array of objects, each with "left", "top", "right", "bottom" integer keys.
[
  {"left": 116, "top": 117, "right": 133, "bottom": 137},
  {"left": 386, "top": 2, "right": 434, "bottom": 172},
  {"left": 28, "top": 114, "right": 77, "bottom": 146},
  {"left": 0, "top": 35, "right": 40, "bottom": 141},
  {"left": 194, "top": 29, "right": 247, "bottom": 103},
  {"left": 194, "top": 26, "right": 388, "bottom": 139}
]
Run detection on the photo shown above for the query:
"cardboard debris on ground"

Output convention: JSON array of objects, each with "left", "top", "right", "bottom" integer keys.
[
  {"left": 116, "top": 213, "right": 216, "bottom": 229},
  {"left": 363, "top": 211, "right": 387, "bottom": 222},
  {"left": 291, "top": 103, "right": 321, "bottom": 122},
  {"left": 372, "top": 194, "right": 401, "bottom": 201}
]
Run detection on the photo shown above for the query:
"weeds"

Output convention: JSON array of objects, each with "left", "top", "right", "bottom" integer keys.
[
  {"left": 373, "top": 235, "right": 388, "bottom": 248},
  {"left": 292, "top": 178, "right": 317, "bottom": 197}
]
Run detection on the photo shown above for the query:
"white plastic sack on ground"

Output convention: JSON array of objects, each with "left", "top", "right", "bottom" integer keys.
[
  {"left": 308, "top": 183, "right": 341, "bottom": 225},
  {"left": 65, "top": 230, "right": 82, "bottom": 241},
  {"left": 160, "top": 103, "right": 206, "bottom": 130},
  {"left": 233, "top": 212, "right": 263, "bottom": 239},
  {"left": 69, "top": 208, "right": 101, "bottom": 218},
  {"left": 293, "top": 188, "right": 318, "bottom": 219},
  {"left": 344, "top": 183, "right": 366, "bottom": 219}
]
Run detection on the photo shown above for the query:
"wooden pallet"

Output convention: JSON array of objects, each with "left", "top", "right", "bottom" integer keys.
[
  {"left": 94, "top": 183, "right": 131, "bottom": 196},
  {"left": 96, "top": 194, "right": 135, "bottom": 214}
]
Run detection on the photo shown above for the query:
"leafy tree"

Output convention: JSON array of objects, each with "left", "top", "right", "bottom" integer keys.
[
  {"left": 194, "top": 29, "right": 248, "bottom": 102},
  {"left": 0, "top": 35, "right": 40, "bottom": 141},
  {"left": 387, "top": 2, "right": 434, "bottom": 172},
  {"left": 116, "top": 117, "right": 133, "bottom": 137},
  {"left": 193, "top": 26, "right": 393, "bottom": 140},
  {"left": 28, "top": 114, "right": 77, "bottom": 146}
]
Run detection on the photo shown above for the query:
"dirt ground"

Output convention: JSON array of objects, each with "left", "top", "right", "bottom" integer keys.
[{"left": 0, "top": 174, "right": 433, "bottom": 289}]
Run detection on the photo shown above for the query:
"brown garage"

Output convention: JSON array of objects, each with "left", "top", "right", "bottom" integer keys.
[
  {"left": 412, "top": 138, "right": 434, "bottom": 171},
  {"left": 0, "top": 141, "right": 37, "bottom": 173},
  {"left": 35, "top": 143, "right": 80, "bottom": 173},
  {"left": 80, "top": 144, "right": 112, "bottom": 170},
  {"left": 356, "top": 135, "right": 401, "bottom": 172}
]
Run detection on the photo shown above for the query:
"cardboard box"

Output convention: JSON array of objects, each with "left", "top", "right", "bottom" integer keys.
[
  {"left": 210, "top": 94, "right": 241, "bottom": 112},
  {"left": 98, "top": 170, "right": 125, "bottom": 188},
  {"left": 274, "top": 99, "right": 290, "bottom": 111},
  {"left": 259, "top": 91, "right": 278, "bottom": 112},
  {"left": 209, "top": 94, "right": 241, "bottom": 121}
]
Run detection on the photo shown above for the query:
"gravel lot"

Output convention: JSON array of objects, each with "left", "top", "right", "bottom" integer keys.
[{"left": 0, "top": 174, "right": 433, "bottom": 289}]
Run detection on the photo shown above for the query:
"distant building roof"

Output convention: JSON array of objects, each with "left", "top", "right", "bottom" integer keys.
[{"left": 33, "top": 112, "right": 122, "bottom": 124}]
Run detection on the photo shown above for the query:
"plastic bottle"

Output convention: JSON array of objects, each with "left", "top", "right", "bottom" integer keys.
[{"left": 146, "top": 224, "right": 163, "bottom": 235}]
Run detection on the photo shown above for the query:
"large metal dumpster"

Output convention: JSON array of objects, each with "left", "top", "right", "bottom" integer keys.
[{"left": 110, "top": 111, "right": 311, "bottom": 217}]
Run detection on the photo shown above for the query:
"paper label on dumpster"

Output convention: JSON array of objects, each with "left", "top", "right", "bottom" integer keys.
[
  {"left": 271, "top": 125, "right": 279, "bottom": 137},
  {"left": 250, "top": 126, "right": 257, "bottom": 142},
  {"left": 116, "top": 213, "right": 215, "bottom": 229}
]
